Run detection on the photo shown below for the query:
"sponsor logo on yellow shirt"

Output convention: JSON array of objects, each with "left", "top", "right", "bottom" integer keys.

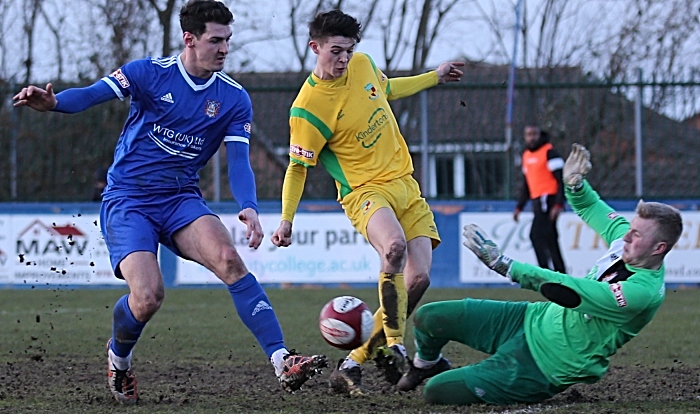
[
  {"left": 290, "top": 144, "right": 314, "bottom": 159},
  {"left": 355, "top": 108, "right": 389, "bottom": 149}
]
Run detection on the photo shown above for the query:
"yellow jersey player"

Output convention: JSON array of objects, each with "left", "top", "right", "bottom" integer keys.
[{"left": 271, "top": 9, "right": 464, "bottom": 394}]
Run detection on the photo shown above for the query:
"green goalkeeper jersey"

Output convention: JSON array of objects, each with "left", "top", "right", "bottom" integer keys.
[{"left": 509, "top": 180, "right": 666, "bottom": 387}]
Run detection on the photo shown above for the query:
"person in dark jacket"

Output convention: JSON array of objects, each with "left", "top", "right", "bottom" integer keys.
[{"left": 513, "top": 125, "right": 566, "bottom": 273}]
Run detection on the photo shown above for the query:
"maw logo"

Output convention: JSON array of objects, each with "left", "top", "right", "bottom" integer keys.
[{"left": 16, "top": 220, "right": 89, "bottom": 257}]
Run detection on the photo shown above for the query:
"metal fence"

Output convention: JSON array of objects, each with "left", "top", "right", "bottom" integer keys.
[{"left": 2, "top": 76, "right": 700, "bottom": 202}]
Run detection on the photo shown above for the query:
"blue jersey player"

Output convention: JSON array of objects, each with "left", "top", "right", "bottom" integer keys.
[{"left": 13, "top": 0, "right": 327, "bottom": 404}]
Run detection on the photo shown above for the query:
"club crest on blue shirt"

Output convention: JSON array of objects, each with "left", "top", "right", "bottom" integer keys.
[
  {"left": 364, "top": 83, "right": 378, "bottom": 100},
  {"left": 205, "top": 100, "right": 221, "bottom": 118}
]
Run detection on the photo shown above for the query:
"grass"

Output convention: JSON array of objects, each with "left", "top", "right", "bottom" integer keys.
[{"left": 0, "top": 286, "right": 699, "bottom": 413}]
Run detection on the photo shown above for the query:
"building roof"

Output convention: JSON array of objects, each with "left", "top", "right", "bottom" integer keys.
[{"left": 232, "top": 64, "right": 700, "bottom": 199}]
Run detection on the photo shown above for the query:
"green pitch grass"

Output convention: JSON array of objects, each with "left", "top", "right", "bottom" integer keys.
[{"left": 0, "top": 286, "right": 698, "bottom": 413}]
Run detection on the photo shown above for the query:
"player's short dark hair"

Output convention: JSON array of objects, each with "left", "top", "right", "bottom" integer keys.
[
  {"left": 308, "top": 10, "right": 362, "bottom": 43},
  {"left": 180, "top": 0, "right": 234, "bottom": 38}
]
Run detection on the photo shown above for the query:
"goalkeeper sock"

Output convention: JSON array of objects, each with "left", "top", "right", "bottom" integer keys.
[
  {"left": 378, "top": 272, "right": 407, "bottom": 347},
  {"left": 413, "top": 353, "right": 443, "bottom": 369},
  {"left": 228, "top": 273, "right": 285, "bottom": 358},
  {"left": 110, "top": 294, "right": 146, "bottom": 358}
]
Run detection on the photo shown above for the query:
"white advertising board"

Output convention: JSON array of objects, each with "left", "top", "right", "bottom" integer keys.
[
  {"left": 175, "top": 213, "right": 381, "bottom": 284},
  {"left": 459, "top": 211, "right": 700, "bottom": 284},
  {"left": 0, "top": 214, "right": 119, "bottom": 285}
]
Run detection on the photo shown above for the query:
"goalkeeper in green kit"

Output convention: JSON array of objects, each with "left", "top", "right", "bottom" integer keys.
[{"left": 396, "top": 144, "right": 683, "bottom": 406}]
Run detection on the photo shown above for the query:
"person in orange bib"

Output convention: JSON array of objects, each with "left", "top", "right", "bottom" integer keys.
[{"left": 513, "top": 125, "right": 567, "bottom": 273}]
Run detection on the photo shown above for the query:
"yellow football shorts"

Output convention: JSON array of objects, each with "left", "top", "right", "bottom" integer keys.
[{"left": 341, "top": 175, "right": 441, "bottom": 248}]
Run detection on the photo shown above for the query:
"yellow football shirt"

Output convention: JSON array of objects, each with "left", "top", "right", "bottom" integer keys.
[{"left": 288, "top": 52, "right": 437, "bottom": 200}]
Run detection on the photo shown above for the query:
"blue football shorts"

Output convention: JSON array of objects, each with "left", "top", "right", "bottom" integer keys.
[{"left": 100, "top": 189, "right": 214, "bottom": 278}]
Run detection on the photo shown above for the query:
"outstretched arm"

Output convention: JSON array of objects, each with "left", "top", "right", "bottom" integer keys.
[
  {"left": 509, "top": 260, "right": 657, "bottom": 324},
  {"left": 564, "top": 144, "right": 629, "bottom": 243},
  {"left": 462, "top": 223, "right": 653, "bottom": 324},
  {"left": 385, "top": 61, "right": 464, "bottom": 100},
  {"left": 13, "top": 81, "right": 117, "bottom": 113}
]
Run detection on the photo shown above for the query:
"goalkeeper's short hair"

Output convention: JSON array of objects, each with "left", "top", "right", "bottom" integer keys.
[{"left": 635, "top": 200, "right": 683, "bottom": 250}]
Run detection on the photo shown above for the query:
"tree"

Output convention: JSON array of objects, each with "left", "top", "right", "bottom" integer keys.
[
  {"left": 0, "top": 0, "right": 15, "bottom": 81},
  {"left": 83, "top": 0, "right": 151, "bottom": 77},
  {"left": 20, "top": 0, "right": 43, "bottom": 85},
  {"left": 37, "top": 0, "right": 68, "bottom": 81},
  {"left": 591, "top": 0, "right": 700, "bottom": 113},
  {"left": 146, "top": 0, "right": 178, "bottom": 57},
  {"left": 376, "top": 0, "right": 467, "bottom": 72},
  {"left": 411, "top": 0, "right": 462, "bottom": 73}
]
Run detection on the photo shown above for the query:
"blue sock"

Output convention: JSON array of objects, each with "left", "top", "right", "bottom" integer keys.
[
  {"left": 110, "top": 294, "right": 146, "bottom": 358},
  {"left": 228, "top": 273, "right": 285, "bottom": 358}
]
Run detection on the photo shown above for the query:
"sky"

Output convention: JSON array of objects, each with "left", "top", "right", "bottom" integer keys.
[
  {"left": 3, "top": 0, "right": 699, "bottom": 121},
  {"left": 2, "top": 0, "right": 519, "bottom": 82}
]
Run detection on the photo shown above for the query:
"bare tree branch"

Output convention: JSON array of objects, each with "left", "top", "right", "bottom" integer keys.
[
  {"left": 146, "top": 0, "right": 178, "bottom": 57},
  {"left": 84, "top": 0, "right": 151, "bottom": 74},
  {"left": 38, "top": 0, "right": 66, "bottom": 81},
  {"left": 21, "top": 0, "right": 43, "bottom": 84},
  {"left": 0, "top": 0, "right": 15, "bottom": 81},
  {"left": 381, "top": 0, "right": 412, "bottom": 71},
  {"left": 288, "top": 0, "right": 325, "bottom": 72},
  {"left": 412, "top": 0, "right": 461, "bottom": 72}
]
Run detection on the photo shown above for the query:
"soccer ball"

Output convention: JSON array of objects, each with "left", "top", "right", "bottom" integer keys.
[{"left": 319, "top": 296, "right": 374, "bottom": 350}]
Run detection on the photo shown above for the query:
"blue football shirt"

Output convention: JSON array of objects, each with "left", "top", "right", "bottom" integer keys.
[{"left": 100, "top": 55, "right": 252, "bottom": 198}]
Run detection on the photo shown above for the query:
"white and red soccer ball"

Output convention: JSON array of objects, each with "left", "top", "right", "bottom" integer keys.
[{"left": 319, "top": 296, "right": 373, "bottom": 350}]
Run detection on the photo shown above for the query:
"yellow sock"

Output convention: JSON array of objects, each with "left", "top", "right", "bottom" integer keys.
[
  {"left": 379, "top": 272, "right": 407, "bottom": 348},
  {"left": 347, "top": 272, "right": 407, "bottom": 364},
  {"left": 347, "top": 307, "right": 386, "bottom": 364}
]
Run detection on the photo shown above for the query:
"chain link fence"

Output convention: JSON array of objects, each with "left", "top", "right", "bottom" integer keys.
[{"left": 2, "top": 75, "right": 699, "bottom": 202}]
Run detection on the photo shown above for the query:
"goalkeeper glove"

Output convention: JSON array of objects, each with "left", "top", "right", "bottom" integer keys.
[
  {"left": 462, "top": 224, "right": 513, "bottom": 276},
  {"left": 562, "top": 143, "right": 592, "bottom": 191}
]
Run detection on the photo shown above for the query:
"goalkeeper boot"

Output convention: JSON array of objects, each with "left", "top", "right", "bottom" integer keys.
[
  {"left": 278, "top": 350, "right": 329, "bottom": 393},
  {"left": 106, "top": 339, "right": 138, "bottom": 404},
  {"left": 329, "top": 358, "right": 363, "bottom": 395},
  {"left": 397, "top": 357, "right": 451, "bottom": 392},
  {"left": 373, "top": 344, "right": 408, "bottom": 385}
]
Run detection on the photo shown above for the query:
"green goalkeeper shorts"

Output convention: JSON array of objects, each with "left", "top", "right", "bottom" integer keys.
[{"left": 421, "top": 298, "right": 568, "bottom": 405}]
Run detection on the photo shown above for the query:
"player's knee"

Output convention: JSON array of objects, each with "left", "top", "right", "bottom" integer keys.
[
  {"left": 218, "top": 247, "right": 247, "bottom": 277},
  {"left": 413, "top": 301, "right": 439, "bottom": 331},
  {"left": 131, "top": 289, "right": 164, "bottom": 320},
  {"left": 423, "top": 376, "right": 481, "bottom": 406},
  {"left": 423, "top": 380, "right": 444, "bottom": 404},
  {"left": 408, "top": 271, "right": 430, "bottom": 293},
  {"left": 423, "top": 377, "right": 456, "bottom": 405},
  {"left": 384, "top": 239, "right": 407, "bottom": 268}
]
